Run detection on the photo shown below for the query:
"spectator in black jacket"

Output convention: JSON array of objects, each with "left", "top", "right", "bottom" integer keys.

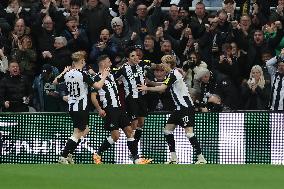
[
  {"left": 0, "top": 60, "right": 33, "bottom": 112},
  {"left": 61, "top": 16, "right": 89, "bottom": 53},
  {"left": 240, "top": 65, "right": 270, "bottom": 110},
  {"left": 238, "top": 21, "right": 284, "bottom": 68},
  {"left": 32, "top": 15, "right": 56, "bottom": 57},
  {"left": 81, "top": 0, "right": 112, "bottom": 45},
  {"left": 42, "top": 36, "right": 72, "bottom": 72}
]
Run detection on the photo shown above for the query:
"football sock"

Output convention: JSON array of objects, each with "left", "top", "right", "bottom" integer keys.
[
  {"left": 170, "top": 152, "right": 177, "bottom": 160},
  {"left": 127, "top": 137, "right": 138, "bottom": 159},
  {"left": 69, "top": 138, "right": 81, "bottom": 155},
  {"left": 97, "top": 136, "right": 114, "bottom": 156},
  {"left": 62, "top": 136, "right": 78, "bottom": 158},
  {"left": 164, "top": 134, "right": 175, "bottom": 152},
  {"left": 134, "top": 128, "right": 143, "bottom": 142},
  {"left": 187, "top": 133, "right": 201, "bottom": 155}
]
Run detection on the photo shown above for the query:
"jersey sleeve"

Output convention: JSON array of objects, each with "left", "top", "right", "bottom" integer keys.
[
  {"left": 90, "top": 75, "right": 101, "bottom": 93},
  {"left": 57, "top": 73, "right": 66, "bottom": 83},
  {"left": 163, "top": 72, "right": 177, "bottom": 87},
  {"left": 112, "top": 66, "right": 124, "bottom": 78},
  {"left": 140, "top": 60, "right": 152, "bottom": 69},
  {"left": 83, "top": 72, "right": 95, "bottom": 86}
]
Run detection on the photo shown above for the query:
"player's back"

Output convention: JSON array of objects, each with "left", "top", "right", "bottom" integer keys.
[
  {"left": 64, "top": 69, "right": 89, "bottom": 111},
  {"left": 169, "top": 69, "right": 193, "bottom": 109}
]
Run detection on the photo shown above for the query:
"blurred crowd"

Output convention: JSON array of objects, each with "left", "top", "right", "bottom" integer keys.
[{"left": 0, "top": 0, "right": 284, "bottom": 113}]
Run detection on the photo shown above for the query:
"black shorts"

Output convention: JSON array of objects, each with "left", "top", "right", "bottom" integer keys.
[
  {"left": 69, "top": 110, "right": 89, "bottom": 131},
  {"left": 125, "top": 96, "right": 148, "bottom": 120},
  {"left": 167, "top": 107, "right": 195, "bottom": 128},
  {"left": 103, "top": 107, "right": 131, "bottom": 131}
]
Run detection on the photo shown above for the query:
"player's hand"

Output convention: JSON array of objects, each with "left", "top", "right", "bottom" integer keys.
[
  {"left": 101, "top": 68, "right": 110, "bottom": 78},
  {"left": 63, "top": 66, "right": 71, "bottom": 73},
  {"left": 63, "top": 96, "right": 68, "bottom": 102},
  {"left": 98, "top": 109, "right": 106, "bottom": 117},
  {"left": 137, "top": 84, "right": 147, "bottom": 92}
]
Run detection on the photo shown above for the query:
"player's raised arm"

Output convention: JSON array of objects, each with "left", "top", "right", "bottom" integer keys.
[
  {"left": 53, "top": 66, "right": 71, "bottom": 84},
  {"left": 92, "top": 68, "right": 110, "bottom": 89}
]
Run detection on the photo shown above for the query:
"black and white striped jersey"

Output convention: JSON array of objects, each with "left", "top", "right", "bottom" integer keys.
[
  {"left": 163, "top": 68, "right": 194, "bottom": 110},
  {"left": 266, "top": 57, "right": 284, "bottom": 110},
  {"left": 57, "top": 69, "right": 94, "bottom": 111},
  {"left": 114, "top": 61, "right": 150, "bottom": 98},
  {"left": 92, "top": 73, "right": 121, "bottom": 109}
]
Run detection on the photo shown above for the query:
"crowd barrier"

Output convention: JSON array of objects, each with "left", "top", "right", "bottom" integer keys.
[{"left": 0, "top": 112, "right": 283, "bottom": 164}]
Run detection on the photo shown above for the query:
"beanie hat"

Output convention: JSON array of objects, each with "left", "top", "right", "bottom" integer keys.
[{"left": 111, "top": 17, "right": 123, "bottom": 29}]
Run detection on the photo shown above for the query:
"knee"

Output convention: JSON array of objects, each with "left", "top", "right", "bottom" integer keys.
[
  {"left": 186, "top": 132, "right": 195, "bottom": 139},
  {"left": 164, "top": 129, "right": 173, "bottom": 135},
  {"left": 124, "top": 126, "right": 134, "bottom": 138}
]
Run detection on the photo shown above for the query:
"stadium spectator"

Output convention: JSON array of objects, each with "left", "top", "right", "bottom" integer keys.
[
  {"left": 89, "top": 28, "right": 118, "bottom": 70},
  {"left": 223, "top": 0, "right": 239, "bottom": 21},
  {"left": 0, "top": 60, "right": 33, "bottom": 112},
  {"left": 81, "top": 0, "right": 112, "bottom": 45},
  {"left": 270, "top": 0, "right": 284, "bottom": 22},
  {"left": 125, "top": 0, "right": 163, "bottom": 40},
  {"left": 230, "top": 41, "right": 250, "bottom": 85},
  {"left": 32, "top": 15, "right": 56, "bottom": 67},
  {"left": 183, "top": 51, "right": 208, "bottom": 90},
  {"left": 214, "top": 43, "right": 241, "bottom": 88},
  {"left": 240, "top": 65, "right": 271, "bottom": 110},
  {"left": 61, "top": 16, "right": 89, "bottom": 53},
  {"left": 32, "top": 64, "right": 65, "bottom": 112},
  {"left": 263, "top": 20, "right": 284, "bottom": 56},
  {"left": 194, "top": 66, "right": 240, "bottom": 110},
  {"left": 188, "top": 1, "right": 209, "bottom": 39},
  {"left": 138, "top": 55, "right": 207, "bottom": 164},
  {"left": 157, "top": 39, "right": 180, "bottom": 66},
  {"left": 238, "top": 22, "right": 284, "bottom": 68},
  {"left": 10, "top": 35, "right": 37, "bottom": 81},
  {"left": 0, "top": 47, "right": 8, "bottom": 79},
  {"left": 4, "top": 0, "right": 31, "bottom": 27},
  {"left": 165, "top": 4, "right": 184, "bottom": 40},
  {"left": 51, "top": 36, "right": 72, "bottom": 72},
  {"left": 30, "top": 0, "right": 58, "bottom": 25},
  {"left": 110, "top": 17, "right": 141, "bottom": 63},
  {"left": 143, "top": 34, "right": 161, "bottom": 64},
  {"left": 9, "top": 18, "right": 30, "bottom": 52}
]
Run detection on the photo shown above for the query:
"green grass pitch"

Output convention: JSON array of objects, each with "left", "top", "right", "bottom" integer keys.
[{"left": 0, "top": 164, "right": 282, "bottom": 189}]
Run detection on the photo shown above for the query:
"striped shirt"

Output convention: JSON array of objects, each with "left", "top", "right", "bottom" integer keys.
[
  {"left": 164, "top": 68, "right": 194, "bottom": 110},
  {"left": 266, "top": 57, "right": 284, "bottom": 110},
  {"left": 57, "top": 69, "right": 94, "bottom": 111},
  {"left": 92, "top": 73, "right": 120, "bottom": 109},
  {"left": 114, "top": 61, "right": 150, "bottom": 98}
]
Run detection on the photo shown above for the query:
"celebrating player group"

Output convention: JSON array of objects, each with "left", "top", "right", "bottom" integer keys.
[{"left": 53, "top": 48, "right": 207, "bottom": 165}]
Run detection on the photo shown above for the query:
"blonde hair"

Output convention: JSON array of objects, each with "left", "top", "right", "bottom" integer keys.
[
  {"left": 249, "top": 65, "right": 265, "bottom": 89},
  {"left": 71, "top": 51, "right": 86, "bottom": 63},
  {"left": 161, "top": 55, "right": 176, "bottom": 69}
]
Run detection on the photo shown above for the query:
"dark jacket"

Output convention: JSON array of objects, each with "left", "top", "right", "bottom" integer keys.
[
  {"left": 0, "top": 74, "right": 33, "bottom": 112},
  {"left": 240, "top": 82, "right": 270, "bottom": 110},
  {"left": 81, "top": 2, "right": 112, "bottom": 44}
]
